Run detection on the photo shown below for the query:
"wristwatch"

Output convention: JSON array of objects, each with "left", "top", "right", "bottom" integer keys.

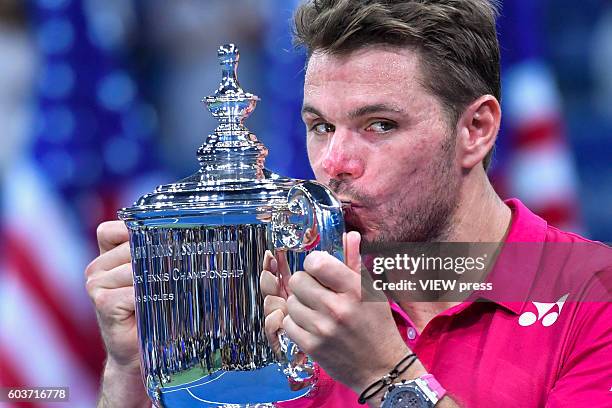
[{"left": 381, "top": 374, "right": 446, "bottom": 408}]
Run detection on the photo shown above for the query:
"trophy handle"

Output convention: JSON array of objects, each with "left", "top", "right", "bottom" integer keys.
[{"left": 271, "top": 181, "right": 345, "bottom": 387}]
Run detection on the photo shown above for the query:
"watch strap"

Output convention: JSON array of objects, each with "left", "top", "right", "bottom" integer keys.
[{"left": 419, "top": 374, "right": 446, "bottom": 401}]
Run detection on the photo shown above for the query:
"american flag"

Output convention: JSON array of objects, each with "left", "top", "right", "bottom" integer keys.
[
  {"left": 0, "top": 0, "right": 160, "bottom": 406},
  {"left": 494, "top": 0, "right": 582, "bottom": 232}
]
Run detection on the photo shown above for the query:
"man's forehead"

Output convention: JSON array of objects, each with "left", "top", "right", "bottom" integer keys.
[
  {"left": 303, "top": 46, "right": 428, "bottom": 115},
  {"left": 304, "top": 45, "right": 423, "bottom": 86}
]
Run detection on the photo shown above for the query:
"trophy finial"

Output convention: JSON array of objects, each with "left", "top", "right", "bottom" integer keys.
[
  {"left": 198, "top": 44, "right": 267, "bottom": 179},
  {"left": 204, "top": 43, "right": 259, "bottom": 123},
  {"left": 216, "top": 44, "right": 243, "bottom": 97},
  {"left": 218, "top": 43, "right": 239, "bottom": 64}
]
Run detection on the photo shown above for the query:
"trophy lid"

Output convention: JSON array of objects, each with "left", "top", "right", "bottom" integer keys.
[{"left": 118, "top": 44, "right": 298, "bottom": 222}]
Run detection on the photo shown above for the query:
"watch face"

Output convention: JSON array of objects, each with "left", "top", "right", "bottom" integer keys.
[{"left": 382, "top": 387, "right": 429, "bottom": 408}]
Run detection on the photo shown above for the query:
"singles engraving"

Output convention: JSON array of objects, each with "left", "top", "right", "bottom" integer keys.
[{"left": 136, "top": 293, "right": 175, "bottom": 303}]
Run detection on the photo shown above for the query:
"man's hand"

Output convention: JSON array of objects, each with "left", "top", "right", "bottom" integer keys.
[
  {"left": 260, "top": 249, "right": 292, "bottom": 355},
  {"left": 260, "top": 232, "right": 413, "bottom": 395},
  {"left": 85, "top": 221, "right": 149, "bottom": 408}
]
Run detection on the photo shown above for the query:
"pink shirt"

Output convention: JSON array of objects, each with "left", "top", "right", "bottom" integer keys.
[{"left": 280, "top": 199, "right": 612, "bottom": 407}]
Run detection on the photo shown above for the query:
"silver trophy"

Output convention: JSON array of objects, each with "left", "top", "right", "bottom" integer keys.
[{"left": 118, "top": 44, "right": 345, "bottom": 407}]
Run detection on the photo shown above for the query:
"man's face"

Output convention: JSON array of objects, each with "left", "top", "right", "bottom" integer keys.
[{"left": 303, "top": 46, "right": 461, "bottom": 244}]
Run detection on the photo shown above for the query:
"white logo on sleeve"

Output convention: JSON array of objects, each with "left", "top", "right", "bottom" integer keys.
[{"left": 519, "top": 293, "right": 569, "bottom": 327}]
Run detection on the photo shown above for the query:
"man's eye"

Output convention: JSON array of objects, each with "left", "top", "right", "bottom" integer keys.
[
  {"left": 366, "top": 121, "right": 396, "bottom": 133},
  {"left": 311, "top": 123, "right": 335, "bottom": 135}
]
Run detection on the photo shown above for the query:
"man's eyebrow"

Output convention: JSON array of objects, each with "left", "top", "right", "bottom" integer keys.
[
  {"left": 347, "top": 103, "right": 404, "bottom": 119},
  {"left": 301, "top": 104, "right": 324, "bottom": 118},
  {"left": 301, "top": 103, "right": 405, "bottom": 119}
]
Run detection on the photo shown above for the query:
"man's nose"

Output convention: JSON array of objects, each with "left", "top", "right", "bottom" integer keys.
[{"left": 321, "top": 129, "right": 364, "bottom": 180}]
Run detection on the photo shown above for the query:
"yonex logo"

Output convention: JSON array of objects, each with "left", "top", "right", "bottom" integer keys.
[{"left": 518, "top": 294, "right": 569, "bottom": 327}]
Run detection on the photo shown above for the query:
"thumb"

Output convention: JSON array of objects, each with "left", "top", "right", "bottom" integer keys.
[{"left": 343, "top": 231, "right": 362, "bottom": 273}]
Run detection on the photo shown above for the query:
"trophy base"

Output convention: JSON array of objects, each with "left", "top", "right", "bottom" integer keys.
[{"left": 153, "top": 363, "right": 311, "bottom": 407}]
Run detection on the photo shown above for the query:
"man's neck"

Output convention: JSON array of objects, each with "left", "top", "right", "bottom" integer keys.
[
  {"left": 399, "top": 168, "right": 512, "bottom": 332},
  {"left": 446, "top": 170, "right": 512, "bottom": 243}
]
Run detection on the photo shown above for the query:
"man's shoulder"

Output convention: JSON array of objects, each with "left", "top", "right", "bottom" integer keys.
[
  {"left": 538, "top": 224, "right": 611, "bottom": 304},
  {"left": 543, "top": 223, "right": 611, "bottom": 270},
  {"left": 545, "top": 223, "right": 609, "bottom": 247}
]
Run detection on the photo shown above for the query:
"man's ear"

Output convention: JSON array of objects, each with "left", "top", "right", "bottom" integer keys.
[{"left": 455, "top": 95, "right": 501, "bottom": 170}]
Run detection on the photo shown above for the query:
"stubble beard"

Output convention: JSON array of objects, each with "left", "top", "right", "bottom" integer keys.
[{"left": 330, "top": 135, "right": 459, "bottom": 245}]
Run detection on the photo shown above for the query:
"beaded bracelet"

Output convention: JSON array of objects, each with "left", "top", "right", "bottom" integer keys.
[{"left": 357, "top": 353, "right": 418, "bottom": 404}]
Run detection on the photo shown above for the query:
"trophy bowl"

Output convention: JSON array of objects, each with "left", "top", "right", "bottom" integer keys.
[{"left": 118, "top": 44, "right": 345, "bottom": 407}]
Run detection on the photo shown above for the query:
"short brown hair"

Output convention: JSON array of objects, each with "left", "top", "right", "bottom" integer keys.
[{"left": 293, "top": 0, "right": 501, "bottom": 170}]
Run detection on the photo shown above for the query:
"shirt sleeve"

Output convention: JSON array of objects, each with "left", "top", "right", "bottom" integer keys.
[{"left": 545, "top": 296, "right": 612, "bottom": 407}]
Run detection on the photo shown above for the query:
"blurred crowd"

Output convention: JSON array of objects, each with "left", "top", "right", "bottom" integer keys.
[
  {"left": 0, "top": 1, "right": 610, "bottom": 406},
  {"left": 1, "top": 0, "right": 611, "bottom": 238}
]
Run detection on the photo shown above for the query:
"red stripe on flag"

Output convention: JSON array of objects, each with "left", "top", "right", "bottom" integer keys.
[
  {"left": 514, "top": 117, "right": 563, "bottom": 148},
  {"left": 535, "top": 201, "right": 577, "bottom": 229},
  {"left": 0, "top": 344, "right": 44, "bottom": 408},
  {"left": 2, "top": 229, "right": 105, "bottom": 380}
]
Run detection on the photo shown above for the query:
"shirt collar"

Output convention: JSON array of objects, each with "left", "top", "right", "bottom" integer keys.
[
  {"left": 473, "top": 198, "right": 548, "bottom": 315},
  {"left": 390, "top": 199, "right": 550, "bottom": 323}
]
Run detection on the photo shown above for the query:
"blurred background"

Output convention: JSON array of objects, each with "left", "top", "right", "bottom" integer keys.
[{"left": 0, "top": 0, "right": 610, "bottom": 406}]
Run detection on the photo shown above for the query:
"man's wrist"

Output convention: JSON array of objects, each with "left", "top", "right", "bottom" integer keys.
[
  {"left": 98, "top": 359, "right": 150, "bottom": 408},
  {"left": 354, "top": 344, "right": 428, "bottom": 407},
  {"left": 366, "top": 361, "right": 458, "bottom": 408},
  {"left": 354, "top": 336, "right": 415, "bottom": 390},
  {"left": 365, "top": 358, "right": 429, "bottom": 407}
]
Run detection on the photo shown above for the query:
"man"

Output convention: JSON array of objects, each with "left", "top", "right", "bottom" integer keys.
[{"left": 86, "top": 0, "right": 611, "bottom": 407}]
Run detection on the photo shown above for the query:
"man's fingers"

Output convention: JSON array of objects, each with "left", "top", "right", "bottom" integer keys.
[
  {"left": 282, "top": 314, "right": 312, "bottom": 353},
  {"left": 264, "top": 295, "right": 288, "bottom": 317},
  {"left": 92, "top": 286, "right": 135, "bottom": 323},
  {"left": 264, "top": 309, "right": 285, "bottom": 354},
  {"left": 87, "top": 242, "right": 131, "bottom": 274},
  {"left": 344, "top": 231, "right": 362, "bottom": 273},
  {"left": 288, "top": 271, "right": 336, "bottom": 313},
  {"left": 261, "top": 250, "right": 291, "bottom": 298},
  {"left": 286, "top": 294, "right": 330, "bottom": 336},
  {"left": 260, "top": 269, "right": 281, "bottom": 298},
  {"left": 87, "top": 263, "right": 133, "bottom": 292},
  {"left": 303, "top": 251, "right": 355, "bottom": 293},
  {"left": 263, "top": 250, "right": 275, "bottom": 274},
  {"left": 97, "top": 221, "right": 129, "bottom": 255},
  {"left": 274, "top": 250, "right": 292, "bottom": 295}
]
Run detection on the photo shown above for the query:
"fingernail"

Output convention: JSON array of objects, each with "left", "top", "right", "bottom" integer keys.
[{"left": 270, "top": 257, "right": 278, "bottom": 274}]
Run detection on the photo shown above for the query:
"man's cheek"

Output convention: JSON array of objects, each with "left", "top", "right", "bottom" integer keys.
[
  {"left": 307, "top": 156, "right": 329, "bottom": 183},
  {"left": 306, "top": 143, "right": 325, "bottom": 171},
  {"left": 311, "top": 169, "right": 329, "bottom": 184}
]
